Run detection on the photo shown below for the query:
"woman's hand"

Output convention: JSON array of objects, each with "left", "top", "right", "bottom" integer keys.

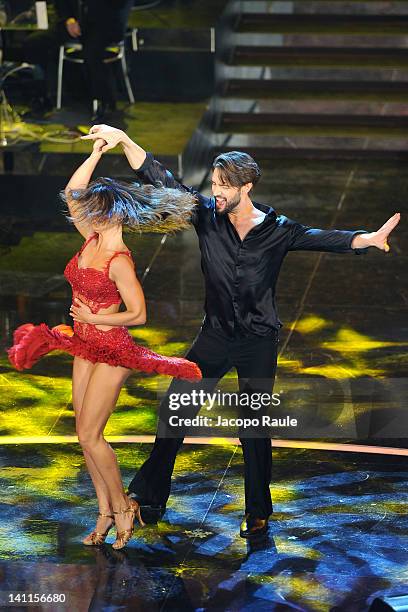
[
  {"left": 91, "top": 137, "right": 107, "bottom": 157},
  {"left": 70, "top": 298, "right": 95, "bottom": 324},
  {"left": 81, "top": 125, "right": 127, "bottom": 152}
]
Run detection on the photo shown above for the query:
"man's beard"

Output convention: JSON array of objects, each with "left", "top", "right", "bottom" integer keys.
[{"left": 215, "top": 190, "right": 241, "bottom": 215}]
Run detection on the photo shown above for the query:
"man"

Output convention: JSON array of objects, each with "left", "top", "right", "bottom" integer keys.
[
  {"left": 55, "top": 0, "right": 133, "bottom": 120},
  {"left": 83, "top": 124, "right": 400, "bottom": 538},
  {"left": 9, "top": 0, "right": 132, "bottom": 119}
]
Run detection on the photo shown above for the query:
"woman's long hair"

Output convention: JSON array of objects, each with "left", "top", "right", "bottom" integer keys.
[{"left": 61, "top": 177, "right": 198, "bottom": 233}]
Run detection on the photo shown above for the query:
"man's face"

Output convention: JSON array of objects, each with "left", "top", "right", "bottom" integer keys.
[{"left": 211, "top": 168, "right": 242, "bottom": 215}]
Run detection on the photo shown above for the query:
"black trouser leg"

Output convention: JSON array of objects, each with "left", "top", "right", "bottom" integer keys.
[
  {"left": 127, "top": 326, "right": 232, "bottom": 506},
  {"left": 81, "top": 33, "right": 115, "bottom": 106},
  {"left": 234, "top": 332, "right": 279, "bottom": 519},
  {"left": 82, "top": 4, "right": 132, "bottom": 106}
]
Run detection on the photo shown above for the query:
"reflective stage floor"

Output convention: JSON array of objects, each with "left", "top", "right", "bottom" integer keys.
[
  {"left": 0, "top": 158, "right": 407, "bottom": 610},
  {"left": 0, "top": 446, "right": 407, "bottom": 611}
]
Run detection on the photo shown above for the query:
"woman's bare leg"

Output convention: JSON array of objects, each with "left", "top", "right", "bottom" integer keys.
[
  {"left": 76, "top": 362, "right": 133, "bottom": 537},
  {"left": 72, "top": 356, "right": 114, "bottom": 536}
]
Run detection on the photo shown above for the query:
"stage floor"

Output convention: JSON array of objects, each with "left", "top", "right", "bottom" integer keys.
[
  {"left": 0, "top": 158, "right": 407, "bottom": 610},
  {"left": 0, "top": 446, "right": 407, "bottom": 611}
]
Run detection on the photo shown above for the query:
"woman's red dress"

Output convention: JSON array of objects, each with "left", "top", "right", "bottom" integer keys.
[{"left": 7, "top": 233, "right": 202, "bottom": 382}]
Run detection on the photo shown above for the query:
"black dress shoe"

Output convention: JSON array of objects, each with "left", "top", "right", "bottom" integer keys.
[
  {"left": 240, "top": 513, "right": 269, "bottom": 538},
  {"left": 127, "top": 493, "right": 166, "bottom": 525},
  {"left": 139, "top": 505, "right": 166, "bottom": 525}
]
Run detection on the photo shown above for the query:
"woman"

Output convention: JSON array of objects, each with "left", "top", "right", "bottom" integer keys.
[{"left": 7, "top": 137, "right": 202, "bottom": 550}]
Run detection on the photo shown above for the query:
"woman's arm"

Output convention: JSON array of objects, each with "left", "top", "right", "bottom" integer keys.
[
  {"left": 65, "top": 141, "right": 104, "bottom": 238},
  {"left": 70, "top": 256, "right": 147, "bottom": 326}
]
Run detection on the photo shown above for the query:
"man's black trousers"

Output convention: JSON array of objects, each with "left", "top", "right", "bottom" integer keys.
[{"left": 128, "top": 325, "right": 279, "bottom": 519}]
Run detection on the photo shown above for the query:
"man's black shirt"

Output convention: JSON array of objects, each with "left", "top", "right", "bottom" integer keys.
[{"left": 135, "top": 153, "right": 368, "bottom": 338}]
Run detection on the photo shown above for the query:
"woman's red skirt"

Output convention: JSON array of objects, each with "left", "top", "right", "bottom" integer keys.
[{"left": 7, "top": 322, "right": 202, "bottom": 382}]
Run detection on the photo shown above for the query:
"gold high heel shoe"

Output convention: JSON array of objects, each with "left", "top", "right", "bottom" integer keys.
[
  {"left": 112, "top": 505, "right": 136, "bottom": 550},
  {"left": 111, "top": 499, "right": 146, "bottom": 551},
  {"left": 82, "top": 512, "right": 115, "bottom": 546},
  {"left": 129, "top": 498, "right": 146, "bottom": 528}
]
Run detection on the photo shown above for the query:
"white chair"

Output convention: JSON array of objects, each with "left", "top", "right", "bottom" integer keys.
[{"left": 56, "top": 39, "right": 135, "bottom": 110}]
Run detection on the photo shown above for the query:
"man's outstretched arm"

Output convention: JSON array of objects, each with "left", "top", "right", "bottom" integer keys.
[{"left": 285, "top": 213, "right": 400, "bottom": 254}]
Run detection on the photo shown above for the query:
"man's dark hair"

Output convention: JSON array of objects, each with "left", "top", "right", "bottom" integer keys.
[{"left": 212, "top": 151, "right": 261, "bottom": 188}]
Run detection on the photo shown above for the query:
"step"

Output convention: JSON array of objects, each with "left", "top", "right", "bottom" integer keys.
[
  {"left": 218, "top": 112, "right": 408, "bottom": 136},
  {"left": 274, "top": 1, "right": 408, "bottom": 13},
  {"left": 222, "top": 79, "right": 408, "bottom": 101},
  {"left": 230, "top": 46, "right": 408, "bottom": 68},
  {"left": 242, "top": 0, "right": 408, "bottom": 3},
  {"left": 212, "top": 145, "right": 408, "bottom": 162},
  {"left": 236, "top": 13, "right": 408, "bottom": 34}
]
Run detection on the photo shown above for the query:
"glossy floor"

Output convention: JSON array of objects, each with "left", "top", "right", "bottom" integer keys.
[{"left": 0, "top": 445, "right": 407, "bottom": 611}]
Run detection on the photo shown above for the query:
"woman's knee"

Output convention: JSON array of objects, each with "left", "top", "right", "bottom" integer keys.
[{"left": 77, "top": 427, "right": 101, "bottom": 450}]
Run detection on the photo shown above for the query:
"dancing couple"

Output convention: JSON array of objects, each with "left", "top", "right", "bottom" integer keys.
[{"left": 8, "top": 124, "right": 400, "bottom": 544}]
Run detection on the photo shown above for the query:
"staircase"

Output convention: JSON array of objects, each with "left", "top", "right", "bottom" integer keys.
[{"left": 212, "top": 0, "right": 408, "bottom": 161}]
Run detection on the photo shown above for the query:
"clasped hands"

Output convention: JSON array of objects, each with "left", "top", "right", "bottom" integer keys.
[{"left": 82, "top": 124, "right": 126, "bottom": 154}]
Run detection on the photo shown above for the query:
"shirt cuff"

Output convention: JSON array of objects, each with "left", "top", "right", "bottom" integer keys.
[
  {"left": 134, "top": 151, "right": 154, "bottom": 174},
  {"left": 349, "top": 230, "right": 369, "bottom": 255}
]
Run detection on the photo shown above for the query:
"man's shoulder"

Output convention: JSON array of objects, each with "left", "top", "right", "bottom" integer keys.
[
  {"left": 274, "top": 214, "right": 295, "bottom": 228},
  {"left": 253, "top": 201, "right": 278, "bottom": 223}
]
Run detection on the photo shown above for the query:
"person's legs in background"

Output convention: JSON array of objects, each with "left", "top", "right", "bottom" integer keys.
[
  {"left": 81, "top": 30, "right": 115, "bottom": 120},
  {"left": 82, "top": 0, "right": 133, "bottom": 121}
]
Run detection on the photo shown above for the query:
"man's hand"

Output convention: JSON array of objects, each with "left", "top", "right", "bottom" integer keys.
[
  {"left": 81, "top": 125, "right": 127, "bottom": 153},
  {"left": 351, "top": 212, "right": 401, "bottom": 252},
  {"left": 65, "top": 18, "right": 81, "bottom": 38},
  {"left": 81, "top": 125, "right": 147, "bottom": 169}
]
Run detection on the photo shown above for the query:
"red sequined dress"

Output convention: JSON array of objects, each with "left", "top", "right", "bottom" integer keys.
[{"left": 7, "top": 233, "right": 202, "bottom": 381}]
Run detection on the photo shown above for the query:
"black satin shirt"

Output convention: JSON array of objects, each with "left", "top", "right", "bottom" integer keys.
[{"left": 135, "top": 153, "right": 368, "bottom": 337}]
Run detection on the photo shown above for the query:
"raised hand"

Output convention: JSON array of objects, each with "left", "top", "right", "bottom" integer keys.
[
  {"left": 371, "top": 212, "right": 401, "bottom": 252},
  {"left": 81, "top": 125, "right": 126, "bottom": 153},
  {"left": 351, "top": 213, "right": 401, "bottom": 252}
]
